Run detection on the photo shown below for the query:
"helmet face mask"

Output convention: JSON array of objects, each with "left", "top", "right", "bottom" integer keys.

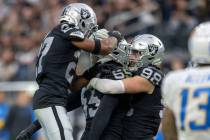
[
  {"left": 80, "top": 21, "right": 98, "bottom": 38},
  {"left": 60, "top": 3, "right": 98, "bottom": 38},
  {"left": 108, "top": 40, "right": 131, "bottom": 67}
]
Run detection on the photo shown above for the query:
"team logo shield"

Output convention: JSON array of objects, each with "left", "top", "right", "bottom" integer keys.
[
  {"left": 81, "top": 8, "right": 90, "bottom": 19},
  {"left": 148, "top": 44, "right": 158, "bottom": 56}
]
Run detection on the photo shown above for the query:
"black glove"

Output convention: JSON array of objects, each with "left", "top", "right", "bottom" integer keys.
[
  {"left": 98, "top": 63, "right": 114, "bottom": 78},
  {"left": 16, "top": 120, "right": 41, "bottom": 140},
  {"left": 82, "top": 63, "right": 100, "bottom": 80},
  {"left": 108, "top": 30, "right": 124, "bottom": 43},
  {"left": 16, "top": 129, "right": 32, "bottom": 140}
]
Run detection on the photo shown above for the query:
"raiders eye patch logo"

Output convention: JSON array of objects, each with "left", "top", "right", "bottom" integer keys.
[
  {"left": 81, "top": 8, "right": 91, "bottom": 19},
  {"left": 148, "top": 44, "right": 158, "bottom": 56}
]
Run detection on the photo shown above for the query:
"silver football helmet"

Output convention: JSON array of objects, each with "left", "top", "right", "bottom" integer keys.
[
  {"left": 127, "top": 34, "right": 165, "bottom": 70},
  {"left": 60, "top": 3, "right": 98, "bottom": 37},
  {"left": 188, "top": 21, "right": 210, "bottom": 65},
  {"left": 108, "top": 39, "right": 131, "bottom": 66}
]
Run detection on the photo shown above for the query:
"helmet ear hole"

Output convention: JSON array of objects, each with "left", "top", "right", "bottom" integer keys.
[
  {"left": 148, "top": 57, "right": 154, "bottom": 60},
  {"left": 113, "top": 51, "right": 119, "bottom": 55},
  {"left": 82, "top": 21, "right": 85, "bottom": 28}
]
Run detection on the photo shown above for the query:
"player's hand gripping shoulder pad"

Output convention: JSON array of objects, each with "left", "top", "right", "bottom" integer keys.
[
  {"left": 94, "top": 29, "right": 109, "bottom": 40},
  {"left": 108, "top": 30, "right": 124, "bottom": 43}
]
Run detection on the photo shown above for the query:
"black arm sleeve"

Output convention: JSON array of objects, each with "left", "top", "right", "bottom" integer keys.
[
  {"left": 16, "top": 120, "right": 41, "bottom": 140},
  {"left": 26, "top": 120, "right": 41, "bottom": 134},
  {"left": 82, "top": 63, "right": 100, "bottom": 80},
  {"left": 66, "top": 90, "right": 82, "bottom": 112},
  {"left": 88, "top": 95, "right": 119, "bottom": 140}
]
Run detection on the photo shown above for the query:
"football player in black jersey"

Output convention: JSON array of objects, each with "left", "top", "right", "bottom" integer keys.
[
  {"left": 32, "top": 2, "right": 123, "bottom": 140},
  {"left": 16, "top": 40, "right": 130, "bottom": 140},
  {"left": 16, "top": 34, "right": 164, "bottom": 140},
  {"left": 88, "top": 34, "right": 165, "bottom": 140},
  {"left": 79, "top": 44, "right": 132, "bottom": 140}
]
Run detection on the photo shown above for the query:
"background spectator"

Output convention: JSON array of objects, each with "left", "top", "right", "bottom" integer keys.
[
  {"left": 4, "top": 91, "right": 38, "bottom": 140},
  {"left": 0, "top": 48, "right": 19, "bottom": 81},
  {"left": 0, "top": 0, "right": 208, "bottom": 79}
]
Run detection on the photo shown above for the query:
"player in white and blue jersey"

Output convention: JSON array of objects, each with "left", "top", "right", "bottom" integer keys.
[{"left": 162, "top": 22, "right": 210, "bottom": 140}]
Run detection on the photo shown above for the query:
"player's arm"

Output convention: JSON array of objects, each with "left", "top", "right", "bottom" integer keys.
[
  {"left": 162, "top": 107, "right": 178, "bottom": 140},
  {"left": 123, "top": 76, "right": 154, "bottom": 94},
  {"left": 61, "top": 23, "right": 123, "bottom": 55},
  {"left": 72, "top": 37, "right": 118, "bottom": 55},
  {"left": 70, "top": 62, "right": 101, "bottom": 92},
  {"left": 161, "top": 71, "right": 178, "bottom": 140},
  {"left": 88, "top": 67, "right": 163, "bottom": 94},
  {"left": 70, "top": 76, "right": 89, "bottom": 92},
  {"left": 72, "top": 30, "right": 123, "bottom": 55},
  {"left": 87, "top": 76, "right": 154, "bottom": 94}
]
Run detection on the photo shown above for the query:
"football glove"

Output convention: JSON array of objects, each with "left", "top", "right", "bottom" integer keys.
[
  {"left": 108, "top": 30, "right": 124, "bottom": 43},
  {"left": 16, "top": 129, "right": 32, "bottom": 140},
  {"left": 94, "top": 29, "right": 109, "bottom": 39},
  {"left": 89, "top": 29, "right": 109, "bottom": 40},
  {"left": 16, "top": 120, "right": 41, "bottom": 140}
]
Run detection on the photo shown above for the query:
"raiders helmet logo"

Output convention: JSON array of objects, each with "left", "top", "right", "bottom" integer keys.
[
  {"left": 81, "top": 8, "right": 90, "bottom": 19},
  {"left": 148, "top": 44, "right": 158, "bottom": 56}
]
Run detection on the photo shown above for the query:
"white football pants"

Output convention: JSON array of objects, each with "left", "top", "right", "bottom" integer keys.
[{"left": 34, "top": 106, "right": 73, "bottom": 140}]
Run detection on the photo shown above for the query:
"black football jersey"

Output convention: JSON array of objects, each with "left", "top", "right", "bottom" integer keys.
[
  {"left": 122, "top": 65, "right": 164, "bottom": 139},
  {"left": 33, "top": 23, "right": 85, "bottom": 109},
  {"left": 81, "top": 60, "right": 132, "bottom": 121},
  {"left": 80, "top": 60, "right": 132, "bottom": 140}
]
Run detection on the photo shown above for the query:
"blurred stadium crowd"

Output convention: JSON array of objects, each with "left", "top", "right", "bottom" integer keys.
[{"left": 0, "top": 0, "right": 210, "bottom": 140}]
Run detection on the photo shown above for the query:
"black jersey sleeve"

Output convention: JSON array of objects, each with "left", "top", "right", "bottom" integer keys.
[
  {"left": 82, "top": 63, "right": 101, "bottom": 80},
  {"left": 88, "top": 95, "right": 119, "bottom": 140},
  {"left": 135, "top": 66, "right": 164, "bottom": 86},
  {"left": 57, "top": 23, "right": 85, "bottom": 41},
  {"left": 66, "top": 90, "right": 82, "bottom": 112},
  {"left": 82, "top": 61, "right": 119, "bottom": 80}
]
